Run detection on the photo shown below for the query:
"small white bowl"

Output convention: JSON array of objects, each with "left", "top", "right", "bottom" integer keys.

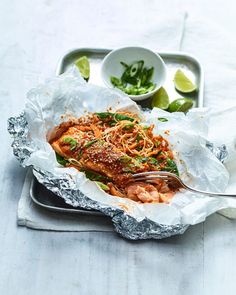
[{"left": 101, "top": 46, "right": 167, "bottom": 101}]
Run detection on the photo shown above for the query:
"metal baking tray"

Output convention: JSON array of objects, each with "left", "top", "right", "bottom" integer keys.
[
  {"left": 30, "top": 176, "right": 102, "bottom": 215},
  {"left": 30, "top": 47, "right": 204, "bottom": 214},
  {"left": 57, "top": 48, "right": 204, "bottom": 108}
]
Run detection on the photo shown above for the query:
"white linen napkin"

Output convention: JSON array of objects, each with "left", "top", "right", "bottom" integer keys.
[{"left": 18, "top": 169, "right": 113, "bottom": 231}]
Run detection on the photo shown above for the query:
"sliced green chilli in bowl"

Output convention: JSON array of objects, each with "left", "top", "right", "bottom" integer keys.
[{"left": 110, "top": 60, "right": 156, "bottom": 95}]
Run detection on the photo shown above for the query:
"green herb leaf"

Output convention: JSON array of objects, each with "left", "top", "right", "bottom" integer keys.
[
  {"left": 84, "top": 139, "right": 97, "bottom": 148},
  {"left": 81, "top": 169, "right": 111, "bottom": 182},
  {"left": 119, "top": 155, "right": 132, "bottom": 163},
  {"left": 62, "top": 136, "right": 78, "bottom": 150},
  {"left": 136, "top": 156, "right": 148, "bottom": 163},
  {"left": 136, "top": 134, "right": 143, "bottom": 142},
  {"left": 96, "top": 112, "right": 113, "bottom": 119},
  {"left": 158, "top": 117, "right": 168, "bottom": 122},
  {"left": 155, "top": 140, "right": 161, "bottom": 147},
  {"left": 77, "top": 150, "right": 83, "bottom": 160},
  {"left": 123, "top": 123, "right": 134, "bottom": 131},
  {"left": 114, "top": 113, "right": 135, "bottom": 122},
  {"left": 162, "top": 158, "right": 179, "bottom": 175},
  {"left": 96, "top": 112, "right": 135, "bottom": 122},
  {"left": 108, "top": 120, "right": 116, "bottom": 126},
  {"left": 156, "top": 150, "right": 163, "bottom": 157},
  {"left": 55, "top": 153, "right": 68, "bottom": 166},
  {"left": 136, "top": 156, "right": 159, "bottom": 166},
  {"left": 122, "top": 168, "right": 135, "bottom": 173},
  {"left": 148, "top": 157, "right": 159, "bottom": 165},
  {"left": 95, "top": 181, "right": 109, "bottom": 191}
]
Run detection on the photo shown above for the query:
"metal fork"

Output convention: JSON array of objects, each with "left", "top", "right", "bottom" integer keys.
[{"left": 132, "top": 171, "right": 236, "bottom": 197}]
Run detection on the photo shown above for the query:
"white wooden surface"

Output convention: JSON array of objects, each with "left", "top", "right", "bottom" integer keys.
[{"left": 1, "top": 0, "right": 236, "bottom": 294}]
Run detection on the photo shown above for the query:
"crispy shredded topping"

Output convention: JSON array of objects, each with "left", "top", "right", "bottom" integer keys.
[{"left": 49, "top": 111, "right": 179, "bottom": 203}]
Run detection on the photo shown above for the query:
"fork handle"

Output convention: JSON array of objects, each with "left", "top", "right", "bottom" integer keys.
[{"left": 183, "top": 184, "right": 236, "bottom": 197}]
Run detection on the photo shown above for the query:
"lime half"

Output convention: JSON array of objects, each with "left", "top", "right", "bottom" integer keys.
[
  {"left": 174, "top": 69, "right": 196, "bottom": 93},
  {"left": 151, "top": 87, "right": 169, "bottom": 110},
  {"left": 168, "top": 98, "right": 193, "bottom": 113},
  {"left": 75, "top": 56, "right": 90, "bottom": 81}
]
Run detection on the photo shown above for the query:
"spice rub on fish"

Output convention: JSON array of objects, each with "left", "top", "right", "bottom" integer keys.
[{"left": 49, "top": 111, "right": 179, "bottom": 203}]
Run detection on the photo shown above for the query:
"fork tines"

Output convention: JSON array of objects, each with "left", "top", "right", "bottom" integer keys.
[{"left": 132, "top": 171, "right": 176, "bottom": 183}]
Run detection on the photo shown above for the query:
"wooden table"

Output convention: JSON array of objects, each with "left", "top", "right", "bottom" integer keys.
[{"left": 1, "top": 0, "right": 236, "bottom": 294}]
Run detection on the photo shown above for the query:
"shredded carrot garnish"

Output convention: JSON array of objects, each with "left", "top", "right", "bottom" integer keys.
[{"left": 90, "top": 124, "right": 101, "bottom": 138}]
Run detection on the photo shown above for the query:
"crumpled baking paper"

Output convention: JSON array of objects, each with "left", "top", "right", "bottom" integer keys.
[{"left": 8, "top": 67, "right": 236, "bottom": 239}]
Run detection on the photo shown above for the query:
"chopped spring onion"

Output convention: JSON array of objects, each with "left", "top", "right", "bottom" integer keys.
[
  {"left": 96, "top": 112, "right": 134, "bottom": 122},
  {"left": 119, "top": 155, "right": 132, "bottom": 163},
  {"left": 96, "top": 181, "right": 109, "bottom": 191},
  {"left": 158, "top": 117, "right": 168, "bottom": 122},
  {"left": 62, "top": 137, "right": 78, "bottom": 150},
  {"left": 110, "top": 60, "right": 155, "bottom": 95},
  {"left": 122, "top": 123, "right": 134, "bottom": 130},
  {"left": 68, "top": 158, "right": 81, "bottom": 167},
  {"left": 84, "top": 139, "right": 98, "bottom": 148}
]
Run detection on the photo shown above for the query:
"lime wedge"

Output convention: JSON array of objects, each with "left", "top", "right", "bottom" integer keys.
[
  {"left": 75, "top": 56, "right": 90, "bottom": 81},
  {"left": 151, "top": 87, "right": 169, "bottom": 110},
  {"left": 174, "top": 69, "right": 196, "bottom": 93},
  {"left": 168, "top": 98, "right": 193, "bottom": 113}
]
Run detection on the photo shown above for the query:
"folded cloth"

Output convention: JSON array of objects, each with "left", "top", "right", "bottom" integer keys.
[{"left": 18, "top": 169, "right": 113, "bottom": 231}]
